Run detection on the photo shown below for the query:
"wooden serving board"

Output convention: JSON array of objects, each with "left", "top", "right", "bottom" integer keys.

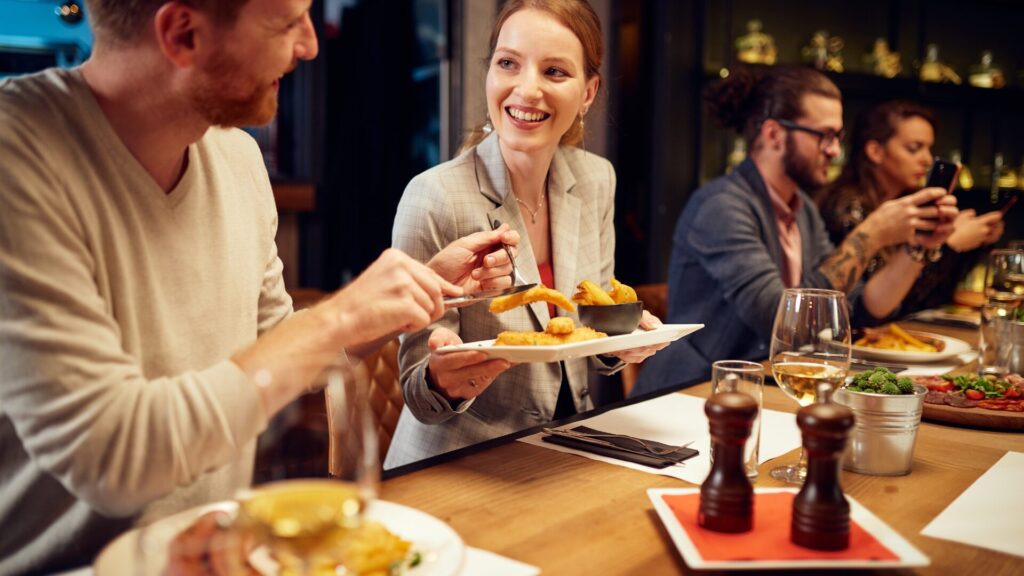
[{"left": 922, "top": 402, "right": 1024, "bottom": 431}]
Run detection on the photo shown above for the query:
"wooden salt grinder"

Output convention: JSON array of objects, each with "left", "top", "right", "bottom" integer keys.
[
  {"left": 791, "top": 383, "right": 855, "bottom": 550},
  {"left": 699, "top": 391, "right": 757, "bottom": 533}
]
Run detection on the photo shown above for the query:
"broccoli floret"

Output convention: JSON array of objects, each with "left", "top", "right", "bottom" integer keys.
[
  {"left": 847, "top": 385, "right": 863, "bottom": 392},
  {"left": 868, "top": 372, "right": 889, "bottom": 386},
  {"left": 896, "top": 377, "right": 914, "bottom": 393},
  {"left": 881, "top": 382, "right": 900, "bottom": 395}
]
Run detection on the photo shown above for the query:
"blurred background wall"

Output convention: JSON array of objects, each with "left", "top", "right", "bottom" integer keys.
[{"left": 3, "top": 0, "right": 1021, "bottom": 293}]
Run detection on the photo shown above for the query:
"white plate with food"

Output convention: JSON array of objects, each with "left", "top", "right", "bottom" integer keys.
[
  {"left": 851, "top": 325, "right": 971, "bottom": 363},
  {"left": 648, "top": 487, "right": 929, "bottom": 570},
  {"left": 94, "top": 498, "right": 465, "bottom": 576},
  {"left": 436, "top": 323, "right": 703, "bottom": 363}
]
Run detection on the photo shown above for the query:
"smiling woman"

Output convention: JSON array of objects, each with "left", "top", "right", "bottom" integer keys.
[{"left": 385, "top": 0, "right": 668, "bottom": 469}]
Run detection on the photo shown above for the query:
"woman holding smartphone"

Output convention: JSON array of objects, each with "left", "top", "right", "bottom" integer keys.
[
  {"left": 384, "top": 0, "right": 665, "bottom": 468},
  {"left": 818, "top": 100, "right": 1004, "bottom": 312}
]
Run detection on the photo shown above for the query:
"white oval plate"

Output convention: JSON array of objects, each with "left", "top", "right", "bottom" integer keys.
[
  {"left": 94, "top": 498, "right": 465, "bottom": 576},
  {"left": 435, "top": 323, "right": 703, "bottom": 363},
  {"left": 852, "top": 331, "right": 972, "bottom": 364}
]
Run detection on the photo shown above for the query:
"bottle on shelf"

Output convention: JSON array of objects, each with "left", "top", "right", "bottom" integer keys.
[
  {"left": 968, "top": 50, "right": 1006, "bottom": 89},
  {"left": 864, "top": 38, "right": 901, "bottom": 78},
  {"left": 919, "top": 44, "right": 962, "bottom": 84},
  {"left": 791, "top": 383, "right": 855, "bottom": 551},
  {"left": 725, "top": 137, "right": 746, "bottom": 174},
  {"left": 735, "top": 19, "right": 777, "bottom": 65},
  {"left": 995, "top": 153, "right": 1018, "bottom": 190},
  {"left": 951, "top": 150, "right": 973, "bottom": 191}
]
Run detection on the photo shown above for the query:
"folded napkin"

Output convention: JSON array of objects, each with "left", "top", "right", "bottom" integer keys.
[
  {"left": 662, "top": 491, "right": 899, "bottom": 561},
  {"left": 541, "top": 426, "right": 698, "bottom": 468},
  {"left": 462, "top": 547, "right": 540, "bottom": 576}
]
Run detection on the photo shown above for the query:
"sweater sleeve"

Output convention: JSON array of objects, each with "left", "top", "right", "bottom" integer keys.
[{"left": 0, "top": 121, "right": 268, "bottom": 518}]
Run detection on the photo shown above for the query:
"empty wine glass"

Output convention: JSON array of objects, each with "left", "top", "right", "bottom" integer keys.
[{"left": 769, "top": 288, "right": 851, "bottom": 484}]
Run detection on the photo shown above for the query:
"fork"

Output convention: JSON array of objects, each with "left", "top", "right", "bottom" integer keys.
[
  {"left": 543, "top": 427, "right": 694, "bottom": 457},
  {"left": 492, "top": 219, "right": 528, "bottom": 286}
]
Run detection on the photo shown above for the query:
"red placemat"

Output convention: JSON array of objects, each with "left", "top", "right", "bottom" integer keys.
[{"left": 662, "top": 492, "right": 899, "bottom": 561}]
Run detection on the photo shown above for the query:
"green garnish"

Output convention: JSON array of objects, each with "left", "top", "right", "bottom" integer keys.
[{"left": 846, "top": 367, "right": 915, "bottom": 395}]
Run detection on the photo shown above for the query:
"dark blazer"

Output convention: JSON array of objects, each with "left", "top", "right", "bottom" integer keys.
[{"left": 634, "top": 159, "right": 873, "bottom": 395}]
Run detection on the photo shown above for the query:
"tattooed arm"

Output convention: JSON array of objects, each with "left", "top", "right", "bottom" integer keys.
[
  {"left": 816, "top": 187, "right": 957, "bottom": 317},
  {"left": 817, "top": 229, "right": 878, "bottom": 293}
]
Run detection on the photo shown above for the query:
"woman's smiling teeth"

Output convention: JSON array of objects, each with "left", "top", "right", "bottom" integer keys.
[{"left": 507, "top": 107, "right": 550, "bottom": 122}]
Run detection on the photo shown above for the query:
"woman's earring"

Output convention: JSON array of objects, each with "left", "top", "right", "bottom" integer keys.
[{"left": 483, "top": 114, "right": 493, "bottom": 134}]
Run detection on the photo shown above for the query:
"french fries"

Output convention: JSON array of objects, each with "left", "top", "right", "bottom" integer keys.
[
  {"left": 572, "top": 278, "right": 638, "bottom": 306},
  {"left": 573, "top": 280, "right": 615, "bottom": 306},
  {"left": 854, "top": 324, "right": 941, "bottom": 353}
]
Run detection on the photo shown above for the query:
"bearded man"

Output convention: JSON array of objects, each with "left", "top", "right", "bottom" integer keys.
[
  {"left": 634, "top": 66, "right": 958, "bottom": 394},
  {"left": 0, "top": 1, "right": 519, "bottom": 572}
]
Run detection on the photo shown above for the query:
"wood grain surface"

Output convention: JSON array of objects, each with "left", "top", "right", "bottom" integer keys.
[{"left": 380, "top": 322, "right": 1024, "bottom": 575}]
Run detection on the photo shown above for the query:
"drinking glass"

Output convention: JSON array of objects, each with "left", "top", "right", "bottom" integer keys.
[
  {"left": 710, "top": 360, "right": 764, "bottom": 481},
  {"left": 980, "top": 249, "right": 1024, "bottom": 375},
  {"left": 236, "top": 357, "right": 379, "bottom": 575},
  {"left": 769, "top": 288, "right": 852, "bottom": 484}
]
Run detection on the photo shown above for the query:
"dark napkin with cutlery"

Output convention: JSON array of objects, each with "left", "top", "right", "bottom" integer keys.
[{"left": 541, "top": 425, "right": 699, "bottom": 468}]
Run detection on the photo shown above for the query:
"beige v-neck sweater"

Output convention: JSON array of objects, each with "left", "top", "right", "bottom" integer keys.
[{"left": 0, "top": 68, "right": 292, "bottom": 574}]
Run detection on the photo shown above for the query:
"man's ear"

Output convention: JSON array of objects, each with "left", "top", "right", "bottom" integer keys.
[
  {"left": 153, "top": 2, "right": 208, "bottom": 68},
  {"left": 864, "top": 140, "right": 885, "bottom": 165},
  {"left": 760, "top": 118, "right": 786, "bottom": 152}
]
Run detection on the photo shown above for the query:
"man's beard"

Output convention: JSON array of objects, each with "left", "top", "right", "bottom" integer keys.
[
  {"left": 782, "top": 132, "right": 827, "bottom": 192},
  {"left": 189, "top": 50, "right": 278, "bottom": 128}
]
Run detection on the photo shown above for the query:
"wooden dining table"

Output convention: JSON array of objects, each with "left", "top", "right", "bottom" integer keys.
[{"left": 379, "top": 321, "right": 1024, "bottom": 575}]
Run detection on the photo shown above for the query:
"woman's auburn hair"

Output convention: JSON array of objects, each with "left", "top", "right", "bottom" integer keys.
[{"left": 459, "top": 0, "right": 603, "bottom": 154}]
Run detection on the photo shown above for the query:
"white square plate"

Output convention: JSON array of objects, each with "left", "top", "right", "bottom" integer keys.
[
  {"left": 647, "top": 487, "right": 930, "bottom": 570},
  {"left": 435, "top": 324, "right": 703, "bottom": 363}
]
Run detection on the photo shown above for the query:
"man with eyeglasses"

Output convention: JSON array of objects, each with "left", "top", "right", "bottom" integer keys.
[{"left": 634, "top": 66, "right": 957, "bottom": 394}]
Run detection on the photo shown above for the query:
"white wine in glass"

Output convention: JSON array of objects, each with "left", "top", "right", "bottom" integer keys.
[
  {"left": 237, "top": 479, "right": 364, "bottom": 576},
  {"left": 769, "top": 288, "right": 852, "bottom": 484}
]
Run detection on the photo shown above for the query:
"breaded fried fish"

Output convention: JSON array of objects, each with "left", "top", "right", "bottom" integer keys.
[
  {"left": 546, "top": 317, "right": 576, "bottom": 335},
  {"left": 489, "top": 285, "right": 576, "bottom": 314}
]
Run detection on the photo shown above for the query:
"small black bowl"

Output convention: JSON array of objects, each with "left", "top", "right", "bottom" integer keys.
[{"left": 578, "top": 302, "right": 644, "bottom": 335}]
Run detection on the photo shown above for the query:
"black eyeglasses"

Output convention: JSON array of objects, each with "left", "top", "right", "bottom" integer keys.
[{"left": 776, "top": 119, "right": 845, "bottom": 151}]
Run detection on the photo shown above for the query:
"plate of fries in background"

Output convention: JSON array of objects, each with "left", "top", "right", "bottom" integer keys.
[{"left": 852, "top": 324, "right": 971, "bottom": 363}]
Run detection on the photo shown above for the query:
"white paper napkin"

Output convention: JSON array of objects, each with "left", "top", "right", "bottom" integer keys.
[
  {"left": 518, "top": 392, "right": 802, "bottom": 485},
  {"left": 462, "top": 547, "right": 541, "bottom": 575},
  {"left": 921, "top": 451, "right": 1024, "bottom": 558}
]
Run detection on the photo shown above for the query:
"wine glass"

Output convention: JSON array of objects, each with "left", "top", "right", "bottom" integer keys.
[
  {"left": 769, "top": 288, "right": 852, "bottom": 484},
  {"left": 980, "top": 249, "right": 1024, "bottom": 375},
  {"left": 236, "top": 357, "right": 379, "bottom": 575}
]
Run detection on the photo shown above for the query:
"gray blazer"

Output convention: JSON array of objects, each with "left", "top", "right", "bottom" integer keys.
[{"left": 385, "top": 133, "right": 623, "bottom": 469}]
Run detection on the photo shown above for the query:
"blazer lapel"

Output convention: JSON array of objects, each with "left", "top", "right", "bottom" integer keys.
[
  {"left": 548, "top": 148, "right": 580, "bottom": 311},
  {"left": 476, "top": 134, "right": 547, "bottom": 328},
  {"left": 735, "top": 158, "right": 785, "bottom": 269}
]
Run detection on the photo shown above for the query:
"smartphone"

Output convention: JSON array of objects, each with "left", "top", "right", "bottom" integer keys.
[
  {"left": 999, "top": 194, "right": 1018, "bottom": 215},
  {"left": 916, "top": 157, "right": 960, "bottom": 234},
  {"left": 924, "top": 157, "right": 960, "bottom": 193}
]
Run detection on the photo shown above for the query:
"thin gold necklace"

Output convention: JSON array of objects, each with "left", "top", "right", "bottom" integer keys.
[{"left": 513, "top": 192, "right": 546, "bottom": 224}]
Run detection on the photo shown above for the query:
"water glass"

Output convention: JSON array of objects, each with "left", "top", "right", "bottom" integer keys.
[{"left": 710, "top": 360, "right": 764, "bottom": 481}]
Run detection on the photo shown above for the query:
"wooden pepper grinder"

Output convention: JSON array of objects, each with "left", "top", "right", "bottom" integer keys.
[
  {"left": 791, "top": 383, "right": 855, "bottom": 550},
  {"left": 699, "top": 390, "right": 758, "bottom": 533}
]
